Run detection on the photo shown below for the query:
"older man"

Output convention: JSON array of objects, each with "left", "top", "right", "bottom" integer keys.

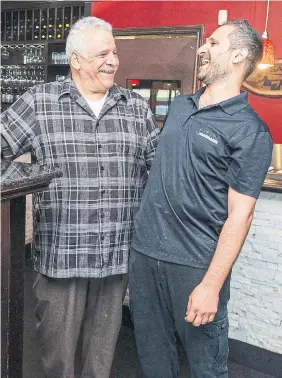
[
  {"left": 129, "top": 20, "right": 273, "bottom": 378},
  {"left": 1, "top": 17, "right": 159, "bottom": 378}
]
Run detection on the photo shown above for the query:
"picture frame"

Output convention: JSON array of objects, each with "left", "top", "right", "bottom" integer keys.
[
  {"left": 243, "top": 58, "right": 282, "bottom": 97},
  {"left": 113, "top": 26, "right": 204, "bottom": 95},
  {"left": 112, "top": 26, "right": 204, "bottom": 127}
]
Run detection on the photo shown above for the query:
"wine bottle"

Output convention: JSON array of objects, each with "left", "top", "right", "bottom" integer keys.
[
  {"left": 12, "top": 11, "right": 19, "bottom": 41},
  {"left": 56, "top": 8, "right": 63, "bottom": 39},
  {"left": 48, "top": 9, "right": 55, "bottom": 40},
  {"left": 5, "top": 12, "right": 12, "bottom": 41},
  {"left": 64, "top": 7, "right": 71, "bottom": 39},
  {"left": 1, "top": 13, "right": 5, "bottom": 41},
  {"left": 34, "top": 10, "right": 40, "bottom": 40},
  {"left": 41, "top": 9, "right": 47, "bottom": 40},
  {"left": 26, "top": 10, "right": 33, "bottom": 40},
  {"left": 19, "top": 11, "right": 25, "bottom": 41},
  {"left": 72, "top": 6, "right": 80, "bottom": 25}
]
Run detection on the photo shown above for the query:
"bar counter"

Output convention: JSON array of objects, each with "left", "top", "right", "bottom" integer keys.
[
  {"left": 262, "top": 171, "right": 282, "bottom": 193},
  {"left": 1, "top": 161, "right": 62, "bottom": 378}
]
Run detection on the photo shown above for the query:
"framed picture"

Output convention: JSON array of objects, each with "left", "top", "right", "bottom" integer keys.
[
  {"left": 243, "top": 58, "right": 282, "bottom": 97},
  {"left": 113, "top": 26, "right": 204, "bottom": 127}
]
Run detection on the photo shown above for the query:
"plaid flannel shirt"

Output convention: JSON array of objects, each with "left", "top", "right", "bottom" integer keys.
[{"left": 1, "top": 79, "right": 159, "bottom": 278}]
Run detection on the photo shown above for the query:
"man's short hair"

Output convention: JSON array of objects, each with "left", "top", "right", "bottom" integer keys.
[
  {"left": 66, "top": 16, "right": 113, "bottom": 62},
  {"left": 224, "top": 20, "right": 263, "bottom": 79}
]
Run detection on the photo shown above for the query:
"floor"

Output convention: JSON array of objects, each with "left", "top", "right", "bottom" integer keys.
[{"left": 23, "top": 262, "right": 276, "bottom": 378}]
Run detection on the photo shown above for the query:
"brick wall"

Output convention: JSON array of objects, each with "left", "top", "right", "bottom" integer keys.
[{"left": 228, "top": 190, "right": 282, "bottom": 354}]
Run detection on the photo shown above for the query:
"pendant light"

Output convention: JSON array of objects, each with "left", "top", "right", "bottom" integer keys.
[{"left": 257, "top": 0, "right": 275, "bottom": 69}]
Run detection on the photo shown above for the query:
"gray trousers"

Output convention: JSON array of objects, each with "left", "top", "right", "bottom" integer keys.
[{"left": 33, "top": 273, "right": 127, "bottom": 378}]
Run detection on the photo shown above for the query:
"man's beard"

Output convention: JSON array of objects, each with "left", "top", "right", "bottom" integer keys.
[{"left": 198, "top": 60, "right": 231, "bottom": 85}]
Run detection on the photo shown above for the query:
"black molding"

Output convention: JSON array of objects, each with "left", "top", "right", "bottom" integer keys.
[
  {"left": 1, "top": 1, "right": 85, "bottom": 11},
  {"left": 2, "top": 181, "right": 56, "bottom": 201},
  {"left": 229, "top": 338, "right": 282, "bottom": 377}
]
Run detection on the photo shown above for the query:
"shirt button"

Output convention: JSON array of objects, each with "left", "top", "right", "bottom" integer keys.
[
  {"left": 98, "top": 144, "right": 102, "bottom": 149},
  {"left": 101, "top": 214, "right": 105, "bottom": 219},
  {"left": 101, "top": 166, "right": 104, "bottom": 171},
  {"left": 101, "top": 235, "right": 105, "bottom": 241},
  {"left": 101, "top": 189, "right": 106, "bottom": 195}
]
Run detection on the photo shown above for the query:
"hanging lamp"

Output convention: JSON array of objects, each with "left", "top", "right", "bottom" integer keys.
[{"left": 257, "top": 0, "right": 275, "bottom": 69}]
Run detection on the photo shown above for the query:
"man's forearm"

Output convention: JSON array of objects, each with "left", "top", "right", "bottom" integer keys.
[{"left": 201, "top": 212, "right": 254, "bottom": 292}]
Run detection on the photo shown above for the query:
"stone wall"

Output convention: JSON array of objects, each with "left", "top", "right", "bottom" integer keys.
[{"left": 228, "top": 190, "right": 282, "bottom": 354}]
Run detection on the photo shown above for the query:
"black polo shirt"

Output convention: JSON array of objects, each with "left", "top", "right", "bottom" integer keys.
[{"left": 132, "top": 88, "right": 273, "bottom": 268}]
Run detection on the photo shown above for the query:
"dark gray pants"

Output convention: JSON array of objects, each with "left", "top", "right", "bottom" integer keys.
[
  {"left": 129, "top": 249, "right": 230, "bottom": 378},
  {"left": 33, "top": 273, "right": 127, "bottom": 378}
]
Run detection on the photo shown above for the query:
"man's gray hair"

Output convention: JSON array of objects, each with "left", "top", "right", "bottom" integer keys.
[
  {"left": 224, "top": 20, "right": 263, "bottom": 79},
  {"left": 66, "top": 16, "right": 113, "bottom": 62}
]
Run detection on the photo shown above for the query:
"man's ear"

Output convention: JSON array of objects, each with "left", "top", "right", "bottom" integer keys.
[
  {"left": 232, "top": 48, "right": 248, "bottom": 64},
  {"left": 70, "top": 52, "right": 81, "bottom": 70}
]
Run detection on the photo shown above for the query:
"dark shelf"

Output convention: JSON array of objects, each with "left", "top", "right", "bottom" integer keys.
[
  {"left": 47, "top": 64, "right": 69, "bottom": 67},
  {"left": 1, "top": 63, "right": 46, "bottom": 66}
]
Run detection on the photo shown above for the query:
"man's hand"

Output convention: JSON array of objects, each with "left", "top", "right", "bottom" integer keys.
[{"left": 184, "top": 282, "right": 219, "bottom": 326}]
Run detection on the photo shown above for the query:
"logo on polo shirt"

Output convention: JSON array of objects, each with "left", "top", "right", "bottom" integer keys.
[{"left": 197, "top": 129, "right": 219, "bottom": 145}]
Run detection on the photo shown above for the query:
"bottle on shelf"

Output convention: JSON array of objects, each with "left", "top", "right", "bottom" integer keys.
[
  {"left": 48, "top": 8, "right": 55, "bottom": 40},
  {"left": 26, "top": 10, "right": 33, "bottom": 40},
  {"left": 56, "top": 8, "right": 63, "bottom": 39},
  {"left": 1, "top": 13, "right": 5, "bottom": 41},
  {"left": 19, "top": 11, "right": 25, "bottom": 41},
  {"left": 12, "top": 11, "right": 19, "bottom": 41},
  {"left": 5, "top": 12, "right": 12, "bottom": 41},
  {"left": 41, "top": 9, "right": 48, "bottom": 40},
  {"left": 34, "top": 10, "right": 40, "bottom": 40},
  {"left": 72, "top": 6, "right": 80, "bottom": 25},
  {"left": 64, "top": 7, "right": 71, "bottom": 39}
]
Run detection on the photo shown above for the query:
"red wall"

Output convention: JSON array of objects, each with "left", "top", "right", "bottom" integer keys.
[{"left": 92, "top": 1, "right": 282, "bottom": 143}]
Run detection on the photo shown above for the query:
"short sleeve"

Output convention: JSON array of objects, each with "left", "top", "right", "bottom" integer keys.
[
  {"left": 1, "top": 89, "right": 36, "bottom": 159},
  {"left": 224, "top": 132, "right": 273, "bottom": 198},
  {"left": 144, "top": 105, "right": 159, "bottom": 168}
]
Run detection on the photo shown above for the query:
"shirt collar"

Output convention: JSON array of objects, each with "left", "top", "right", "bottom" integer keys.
[
  {"left": 58, "top": 78, "right": 127, "bottom": 103},
  {"left": 58, "top": 78, "right": 72, "bottom": 98},
  {"left": 189, "top": 86, "right": 249, "bottom": 115}
]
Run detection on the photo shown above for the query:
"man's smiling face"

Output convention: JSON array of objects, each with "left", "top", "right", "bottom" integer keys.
[
  {"left": 197, "top": 25, "right": 236, "bottom": 85},
  {"left": 75, "top": 28, "right": 119, "bottom": 94}
]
